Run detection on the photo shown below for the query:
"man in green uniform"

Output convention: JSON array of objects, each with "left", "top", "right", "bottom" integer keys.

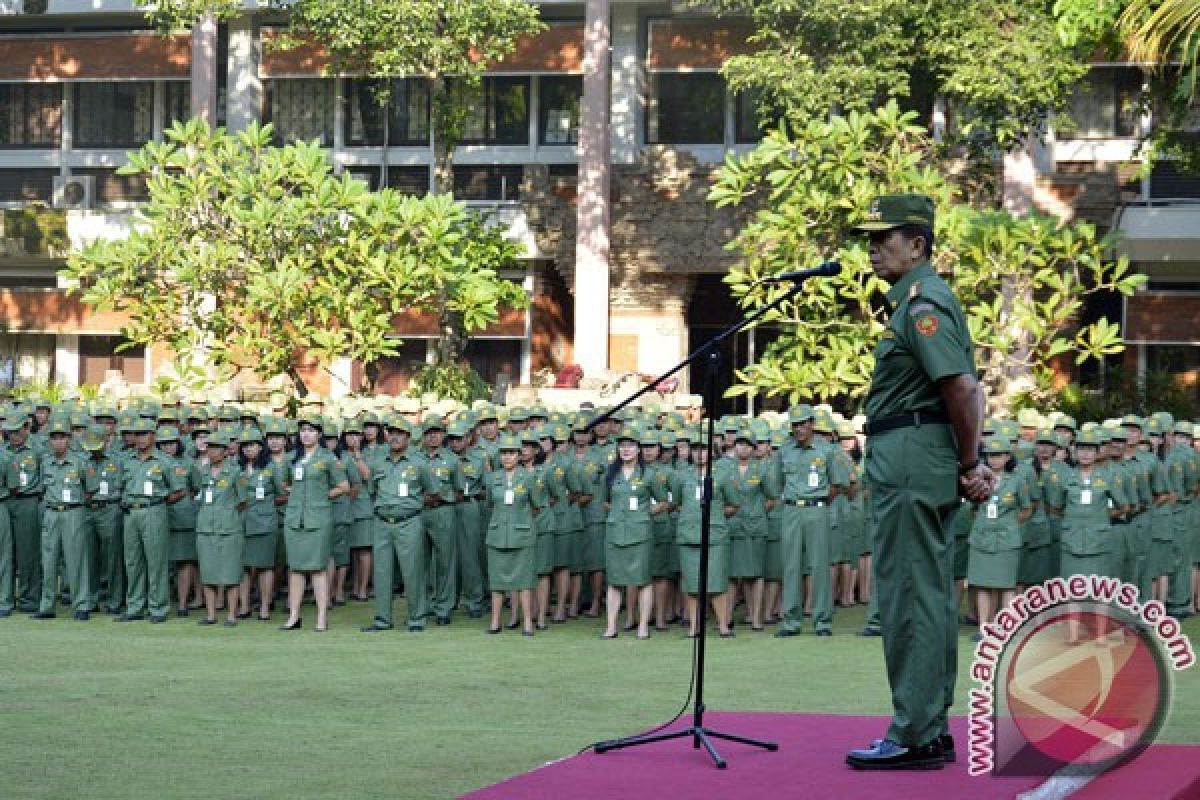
[
  {"left": 419, "top": 416, "right": 464, "bottom": 624},
  {"left": 448, "top": 418, "right": 488, "bottom": 618},
  {"left": 118, "top": 418, "right": 186, "bottom": 623},
  {"left": 32, "top": 418, "right": 92, "bottom": 620},
  {"left": 6, "top": 412, "right": 45, "bottom": 613},
  {"left": 83, "top": 424, "right": 126, "bottom": 614},
  {"left": 845, "top": 195, "right": 991, "bottom": 771},
  {"left": 361, "top": 416, "right": 438, "bottom": 632},
  {"left": 0, "top": 428, "right": 14, "bottom": 617}
]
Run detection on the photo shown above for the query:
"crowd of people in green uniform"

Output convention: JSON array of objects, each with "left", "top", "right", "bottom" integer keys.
[{"left": 1, "top": 392, "right": 1196, "bottom": 639}]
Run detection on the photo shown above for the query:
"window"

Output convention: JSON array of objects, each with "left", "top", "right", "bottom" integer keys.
[
  {"left": 453, "top": 165, "right": 522, "bottom": 202},
  {"left": 1064, "top": 67, "right": 1143, "bottom": 139},
  {"left": 735, "top": 89, "right": 780, "bottom": 144},
  {"left": 343, "top": 79, "right": 430, "bottom": 146},
  {"left": 0, "top": 84, "right": 62, "bottom": 148},
  {"left": 463, "top": 338, "right": 522, "bottom": 389},
  {"left": 79, "top": 335, "right": 145, "bottom": 386},
  {"left": 460, "top": 77, "right": 529, "bottom": 145},
  {"left": 71, "top": 168, "right": 149, "bottom": 205},
  {"left": 370, "top": 339, "right": 429, "bottom": 395},
  {"left": 646, "top": 72, "right": 725, "bottom": 145},
  {"left": 73, "top": 82, "right": 155, "bottom": 148},
  {"left": 344, "top": 165, "right": 429, "bottom": 195},
  {"left": 0, "top": 333, "right": 55, "bottom": 389},
  {"left": 539, "top": 76, "right": 582, "bottom": 145},
  {"left": 264, "top": 78, "right": 335, "bottom": 146},
  {"left": 0, "top": 169, "right": 56, "bottom": 204},
  {"left": 164, "top": 81, "right": 191, "bottom": 131}
]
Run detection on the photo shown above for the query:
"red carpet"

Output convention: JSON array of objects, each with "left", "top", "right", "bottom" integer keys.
[{"left": 461, "top": 712, "right": 1200, "bottom": 800}]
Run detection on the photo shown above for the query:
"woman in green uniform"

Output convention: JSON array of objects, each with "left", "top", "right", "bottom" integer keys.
[
  {"left": 570, "top": 418, "right": 608, "bottom": 618},
  {"left": 676, "top": 435, "right": 736, "bottom": 638},
  {"left": 727, "top": 430, "right": 773, "bottom": 630},
  {"left": 192, "top": 430, "right": 248, "bottom": 627},
  {"left": 967, "top": 438, "right": 1032, "bottom": 638},
  {"left": 264, "top": 418, "right": 291, "bottom": 606},
  {"left": 158, "top": 426, "right": 201, "bottom": 616},
  {"left": 763, "top": 429, "right": 786, "bottom": 623},
  {"left": 523, "top": 430, "right": 556, "bottom": 630},
  {"left": 237, "top": 427, "right": 285, "bottom": 621},
  {"left": 643, "top": 430, "right": 680, "bottom": 631},
  {"left": 322, "top": 421, "right": 352, "bottom": 607},
  {"left": 548, "top": 424, "right": 583, "bottom": 624},
  {"left": 280, "top": 415, "right": 349, "bottom": 632},
  {"left": 836, "top": 423, "right": 865, "bottom": 608},
  {"left": 484, "top": 434, "right": 542, "bottom": 636},
  {"left": 601, "top": 430, "right": 665, "bottom": 640},
  {"left": 343, "top": 418, "right": 375, "bottom": 602}
]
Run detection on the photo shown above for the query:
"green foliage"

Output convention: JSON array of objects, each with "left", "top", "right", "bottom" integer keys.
[
  {"left": 710, "top": 102, "right": 1146, "bottom": 409},
  {"left": 409, "top": 362, "right": 491, "bottom": 404},
  {"left": 133, "top": 0, "right": 242, "bottom": 31},
  {"left": 8, "top": 379, "right": 67, "bottom": 404},
  {"left": 706, "top": 0, "right": 1087, "bottom": 154},
  {"left": 1, "top": 207, "right": 68, "bottom": 258},
  {"left": 1051, "top": 367, "right": 1199, "bottom": 421},
  {"left": 62, "top": 119, "right": 526, "bottom": 396}
]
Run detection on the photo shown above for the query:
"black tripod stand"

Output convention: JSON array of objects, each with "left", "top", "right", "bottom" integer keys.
[{"left": 588, "top": 277, "right": 811, "bottom": 768}]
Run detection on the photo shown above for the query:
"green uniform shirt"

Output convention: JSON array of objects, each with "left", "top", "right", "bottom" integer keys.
[
  {"left": 244, "top": 461, "right": 286, "bottom": 535},
  {"left": 84, "top": 452, "right": 123, "bottom": 505},
  {"left": 370, "top": 449, "right": 436, "bottom": 517},
  {"left": 122, "top": 450, "right": 186, "bottom": 503},
  {"left": 968, "top": 470, "right": 1031, "bottom": 553},
  {"left": 41, "top": 452, "right": 89, "bottom": 508},
  {"left": 191, "top": 460, "right": 248, "bottom": 535},
  {"left": 8, "top": 441, "right": 43, "bottom": 497},
  {"left": 725, "top": 458, "right": 774, "bottom": 539},
  {"left": 601, "top": 465, "right": 668, "bottom": 546},
  {"left": 285, "top": 446, "right": 348, "bottom": 529},
  {"left": 864, "top": 261, "right": 976, "bottom": 422},
  {"left": 1046, "top": 465, "right": 1127, "bottom": 555},
  {"left": 420, "top": 446, "right": 464, "bottom": 504},
  {"left": 675, "top": 465, "right": 735, "bottom": 546},
  {"left": 484, "top": 466, "right": 543, "bottom": 549},
  {"left": 772, "top": 437, "right": 848, "bottom": 501}
]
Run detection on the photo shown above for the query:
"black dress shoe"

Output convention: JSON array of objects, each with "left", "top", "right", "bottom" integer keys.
[
  {"left": 360, "top": 623, "right": 393, "bottom": 632},
  {"left": 236, "top": 611, "right": 252, "bottom": 619},
  {"left": 939, "top": 734, "right": 956, "bottom": 763},
  {"left": 436, "top": 616, "right": 450, "bottom": 626},
  {"left": 17, "top": 604, "right": 37, "bottom": 614},
  {"left": 773, "top": 628, "right": 800, "bottom": 638},
  {"left": 485, "top": 626, "right": 502, "bottom": 634},
  {"left": 198, "top": 618, "right": 218, "bottom": 626},
  {"left": 846, "top": 738, "right": 944, "bottom": 771},
  {"left": 504, "top": 621, "right": 520, "bottom": 630},
  {"left": 858, "top": 626, "right": 882, "bottom": 637},
  {"left": 73, "top": 611, "right": 90, "bottom": 621},
  {"left": 407, "top": 624, "right": 424, "bottom": 632},
  {"left": 719, "top": 631, "right": 736, "bottom": 639},
  {"left": 279, "top": 618, "right": 303, "bottom": 631},
  {"left": 149, "top": 615, "right": 168, "bottom": 624},
  {"left": 31, "top": 611, "right": 56, "bottom": 619},
  {"left": 816, "top": 629, "right": 832, "bottom": 637},
  {"left": 115, "top": 613, "right": 144, "bottom": 622}
]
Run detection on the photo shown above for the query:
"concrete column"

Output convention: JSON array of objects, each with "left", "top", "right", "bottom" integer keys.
[
  {"left": 573, "top": 0, "right": 612, "bottom": 376},
  {"left": 1003, "top": 135, "right": 1051, "bottom": 215},
  {"left": 225, "top": 15, "right": 261, "bottom": 132},
  {"left": 190, "top": 14, "right": 219, "bottom": 126},
  {"left": 54, "top": 334, "right": 80, "bottom": 388},
  {"left": 610, "top": 3, "right": 640, "bottom": 165},
  {"left": 329, "top": 356, "right": 354, "bottom": 399}
]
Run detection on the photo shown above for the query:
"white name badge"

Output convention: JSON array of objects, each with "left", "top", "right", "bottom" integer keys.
[
  {"left": 504, "top": 489, "right": 515, "bottom": 505},
  {"left": 629, "top": 497, "right": 638, "bottom": 512},
  {"left": 293, "top": 466, "right": 304, "bottom": 482},
  {"left": 143, "top": 480, "right": 154, "bottom": 497},
  {"left": 1080, "top": 490, "right": 1092, "bottom": 505},
  {"left": 398, "top": 482, "right": 409, "bottom": 498},
  {"left": 464, "top": 481, "right": 471, "bottom": 495},
  {"left": 986, "top": 503, "right": 998, "bottom": 520},
  {"left": 98, "top": 481, "right": 109, "bottom": 497},
  {"left": 62, "top": 488, "right": 72, "bottom": 503},
  {"left": 204, "top": 488, "right": 214, "bottom": 505},
  {"left": 695, "top": 485, "right": 703, "bottom": 501},
  {"left": 255, "top": 486, "right": 265, "bottom": 500},
  {"left": 18, "top": 471, "right": 27, "bottom": 488},
  {"left": 667, "top": 491, "right": 674, "bottom": 503},
  {"left": 808, "top": 471, "right": 820, "bottom": 488}
]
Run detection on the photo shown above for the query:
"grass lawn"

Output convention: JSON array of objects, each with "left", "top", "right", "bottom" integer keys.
[{"left": 2, "top": 600, "right": 1197, "bottom": 799}]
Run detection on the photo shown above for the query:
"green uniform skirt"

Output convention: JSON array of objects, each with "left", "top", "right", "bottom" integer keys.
[
  {"left": 567, "top": 530, "right": 586, "bottom": 574},
  {"left": 284, "top": 522, "right": 332, "bottom": 572},
  {"left": 553, "top": 532, "right": 574, "bottom": 570},
  {"left": 1060, "top": 551, "right": 1113, "bottom": 580},
  {"left": 967, "top": 546, "right": 1019, "bottom": 590},
  {"left": 332, "top": 522, "right": 351, "bottom": 567},
  {"left": 169, "top": 529, "right": 198, "bottom": 563},
  {"left": 953, "top": 534, "right": 970, "bottom": 582},
  {"left": 606, "top": 538, "right": 652, "bottom": 587},
  {"left": 583, "top": 521, "right": 606, "bottom": 572},
  {"left": 764, "top": 538, "right": 783, "bottom": 582},
  {"left": 1017, "top": 544, "right": 1053, "bottom": 586},
  {"left": 196, "top": 532, "right": 244, "bottom": 586},
  {"left": 488, "top": 544, "right": 536, "bottom": 591},
  {"left": 536, "top": 532, "right": 555, "bottom": 576},
  {"left": 349, "top": 518, "right": 373, "bottom": 549},
  {"left": 730, "top": 537, "right": 765, "bottom": 579},
  {"left": 242, "top": 531, "right": 278, "bottom": 570},
  {"left": 651, "top": 539, "right": 675, "bottom": 578},
  {"left": 679, "top": 543, "right": 730, "bottom": 595}
]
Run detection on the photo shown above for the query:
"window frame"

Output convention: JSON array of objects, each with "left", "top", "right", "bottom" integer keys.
[{"left": 0, "top": 83, "right": 64, "bottom": 150}]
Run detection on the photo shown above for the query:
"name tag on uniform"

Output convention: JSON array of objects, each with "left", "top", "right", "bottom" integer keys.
[
  {"left": 62, "top": 488, "right": 72, "bottom": 503},
  {"left": 986, "top": 503, "right": 998, "bottom": 520},
  {"left": 695, "top": 485, "right": 703, "bottom": 501},
  {"left": 143, "top": 480, "right": 154, "bottom": 497},
  {"left": 204, "top": 488, "right": 214, "bottom": 505},
  {"left": 293, "top": 466, "right": 304, "bottom": 482},
  {"left": 629, "top": 497, "right": 638, "bottom": 512},
  {"left": 808, "top": 471, "right": 820, "bottom": 488},
  {"left": 398, "top": 482, "right": 409, "bottom": 498},
  {"left": 19, "top": 471, "right": 27, "bottom": 488},
  {"left": 98, "top": 480, "right": 109, "bottom": 497},
  {"left": 255, "top": 486, "right": 265, "bottom": 500},
  {"left": 1080, "top": 490, "right": 1092, "bottom": 505},
  {"left": 504, "top": 489, "right": 515, "bottom": 506},
  {"left": 667, "top": 491, "right": 674, "bottom": 503},
  {"left": 464, "top": 481, "right": 471, "bottom": 495},
  {"left": 1107, "top": 497, "right": 1114, "bottom": 509}
]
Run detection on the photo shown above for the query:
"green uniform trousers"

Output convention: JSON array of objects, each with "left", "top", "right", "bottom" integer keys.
[
  {"left": 11, "top": 495, "right": 43, "bottom": 610},
  {"left": 0, "top": 503, "right": 13, "bottom": 613},
  {"left": 780, "top": 504, "right": 833, "bottom": 634},
  {"left": 372, "top": 513, "right": 428, "bottom": 628},
  {"left": 456, "top": 499, "right": 485, "bottom": 614},
  {"left": 424, "top": 504, "right": 458, "bottom": 618},
  {"left": 39, "top": 507, "right": 90, "bottom": 615},
  {"left": 1168, "top": 507, "right": 1193, "bottom": 615},
  {"left": 123, "top": 505, "right": 171, "bottom": 618},
  {"left": 866, "top": 425, "right": 959, "bottom": 748},
  {"left": 87, "top": 503, "right": 124, "bottom": 612}
]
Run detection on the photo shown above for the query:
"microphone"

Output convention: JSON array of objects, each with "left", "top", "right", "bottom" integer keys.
[{"left": 757, "top": 261, "right": 842, "bottom": 283}]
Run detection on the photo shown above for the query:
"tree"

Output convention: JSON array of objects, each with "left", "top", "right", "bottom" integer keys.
[
  {"left": 709, "top": 102, "right": 1146, "bottom": 410},
  {"left": 61, "top": 119, "right": 526, "bottom": 397},
  {"left": 705, "top": 0, "right": 1088, "bottom": 155}
]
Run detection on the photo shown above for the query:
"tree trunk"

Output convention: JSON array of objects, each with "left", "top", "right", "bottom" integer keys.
[{"left": 430, "top": 75, "right": 455, "bottom": 195}]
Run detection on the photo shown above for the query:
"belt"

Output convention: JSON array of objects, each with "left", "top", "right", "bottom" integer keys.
[
  {"left": 126, "top": 499, "right": 164, "bottom": 510},
  {"left": 787, "top": 498, "right": 828, "bottom": 508},
  {"left": 375, "top": 509, "right": 422, "bottom": 525},
  {"left": 47, "top": 504, "right": 83, "bottom": 512},
  {"left": 13, "top": 491, "right": 43, "bottom": 500},
  {"left": 864, "top": 410, "right": 950, "bottom": 436}
]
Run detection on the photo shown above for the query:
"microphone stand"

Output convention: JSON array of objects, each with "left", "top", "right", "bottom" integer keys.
[{"left": 588, "top": 275, "right": 813, "bottom": 768}]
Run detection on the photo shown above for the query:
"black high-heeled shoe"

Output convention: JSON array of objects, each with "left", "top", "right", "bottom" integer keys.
[
  {"left": 279, "top": 618, "right": 303, "bottom": 631},
  {"left": 504, "top": 620, "right": 520, "bottom": 630}
]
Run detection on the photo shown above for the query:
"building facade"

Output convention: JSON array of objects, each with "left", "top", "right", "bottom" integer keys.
[{"left": 1, "top": 1, "right": 1198, "bottom": 405}]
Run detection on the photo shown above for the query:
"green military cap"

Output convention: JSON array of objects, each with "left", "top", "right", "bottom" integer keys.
[
  {"left": 382, "top": 414, "right": 412, "bottom": 435},
  {"left": 1153, "top": 411, "right": 1175, "bottom": 430},
  {"left": 156, "top": 425, "right": 180, "bottom": 442},
  {"left": 722, "top": 417, "right": 743, "bottom": 434},
  {"left": 982, "top": 436, "right": 1012, "bottom": 455},
  {"left": 342, "top": 417, "right": 363, "bottom": 435},
  {"left": 1055, "top": 415, "right": 1079, "bottom": 432},
  {"left": 31, "top": 395, "right": 52, "bottom": 410},
  {"left": 1120, "top": 414, "right": 1143, "bottom": 429},
  {"left": 551, "top": 424, "right": 571, "bottom": 443},
  {"left": 660, "top": 430, "right": 678, "bottom": 448},
  {"left": 185, "top": 407, "right": 208, "bottom": 421},
  {"left": 447, "top": 418, "right": 473, "bottom": 438},
  {"left": 1016, "top": 409, "right": 1042, "bottom": 429},
  {"left": 788, "top": 404, "right": 815, "bottom": 423},
  {"left": 1107, "top": 425, "right": 1128, "bottom": 442},
  {"left": 69, "top": 411, "right": 90, "bottom": 429},
  {"left": 117, "top": 411, "right": 138, "bottom": 433},
  {"left": 675, "top": 427, "right": 698, "bottom": 445},
  {"left": 82, "top": 425, "right": 107, "bottom": 451},
  {"left": 207, "top": 429, "right": 234, "bottom": 448},
  {"left": 157, "top": 407, "right": 180, "bottom": 424},
  {"left": 1076, "top": 427, "right": 1104, "bottom": 447},
  {"left": 239, "top": 425, "right": 264, "bottom": 443},
  {"left": 733, "top": 426, "right": 755, "bottom": 445},
  {"left": 1035, "top": 428, "right": 1057, "bottom": 445},
  {"left": 190, "top": 417, "right": 211, "bottom": 434},
  {"left": 217, "top": 405, "right": 238, "bottom": 421},
  {"left": 322, "top": 419, "right": 342, "bottom": 438},
  {"left": 571, "top": 413, "right": 593, "bottom": 432},
  {"left": 361, "top": 411, "right": 382, "bottom": 427},
  {"left": 528, "top": 406, "right": 549, "bottom": 420},
  {"left": 615, "top": 425, "right": 641, "bottom": 443},
  {"left": 851, "top": 193, "right": 936, "bottom": 232},
  {"left": 837, "top": 421, "right": 857, "bottom": 440},
  {"left": 1174, "top": 420, "right": 1193, "bottom": 437},
  {"left": 982, "top": 418, "right": 998, "bottom": 436},
  {"left": 519, "top": 428, "right": 541, "bottom": 446},
  {"left": 770, "top": 429, "right": 787, "bottom": 447},
  {"left": 45, "top": 416, "right": 72, "bottom": 436},
  {"left": 997, "top": 420, "right": 1021, "bottom": 440},
  {"left": 261, "top": 416, "right": 288, "bottom": 436},
  {"left": 1145, "top": 416, "right": 1164, "bottom": 435},
  {"left": 475, "top": 404, "right": 498, "bottom": 422},
  {"left": 2, "top": 414, "right": 25, "bottom": 432},
  {"left": 637, "top": 427, "right": 661, "bottom": 447},
  {"left": 813, "top": 412, "right": 835, "bottom": 435},
  {"left": 422, "top": 415, "right": 446, "bottom": 434},
  {"left": 296, "top": 411, "right": 324, "bottom": 430},
  {"left": 92, "top": 404, "right": 118, "bottom": 420},
  {"left": 130, "top": 416, "right": 156, "bottom": 434},
  {"left": 497, "top": 433, "right": 521, "bottom": 451},
  {"left": 507, "top": 406, "right": 530, "bottom": 423}
]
